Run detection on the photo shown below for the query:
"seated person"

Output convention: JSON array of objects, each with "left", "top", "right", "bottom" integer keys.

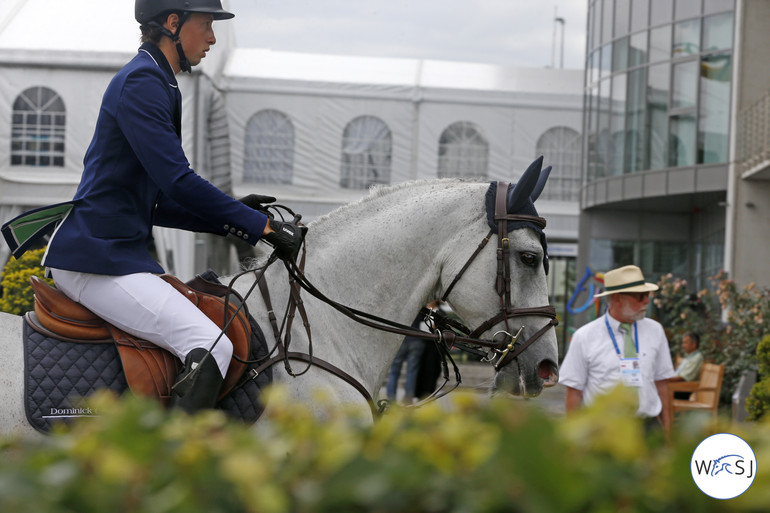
[{"left": 669, "top": 332, "right": 704, "bottom": 399}]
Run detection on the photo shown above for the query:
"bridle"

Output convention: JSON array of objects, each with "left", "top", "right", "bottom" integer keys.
[
  {"left": 224, "top": 181, "right": 558, "bottom": 414},
  {"left": 431, "top": 181, "right": 558, "bottom": 371}
]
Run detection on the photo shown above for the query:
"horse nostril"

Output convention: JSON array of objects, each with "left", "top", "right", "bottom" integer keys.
[{"left": 538, "top": 360, "right": 558, "bottom": 385}]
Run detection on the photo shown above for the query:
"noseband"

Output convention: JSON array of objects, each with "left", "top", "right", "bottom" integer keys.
[{"left": 436, "top": 181, "right": 558, "bottom": 370}]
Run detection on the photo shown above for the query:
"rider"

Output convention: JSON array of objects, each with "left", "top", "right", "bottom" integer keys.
[{"left": 40, "top": 0, "right": 304, "bottom": 413}]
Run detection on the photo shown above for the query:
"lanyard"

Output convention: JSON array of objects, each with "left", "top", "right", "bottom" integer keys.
[{"left": 604, "top": 314, "right": 639, "bottom": 356}]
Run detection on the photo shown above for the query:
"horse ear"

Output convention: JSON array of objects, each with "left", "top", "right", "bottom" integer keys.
[
  {"left": 507, "top": 156, "right": 543, "bottom": 213},
  {"left": 530, "top": 165, "right": 551, "bottom": 203}
]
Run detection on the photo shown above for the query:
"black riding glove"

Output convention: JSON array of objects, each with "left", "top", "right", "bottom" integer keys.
[
  {"left": 263, "top": 219, "right": 307, "bottom": 261},
  {"left": 238, "top": 194, "right": 277, "bottom": 217}
]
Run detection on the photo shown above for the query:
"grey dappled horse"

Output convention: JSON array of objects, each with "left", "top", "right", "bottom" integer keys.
[{"left": 0, "top": 169, "right": 558, "bottom": 436}]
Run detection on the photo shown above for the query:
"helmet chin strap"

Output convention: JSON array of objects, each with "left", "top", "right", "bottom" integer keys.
[{"left": 148, "top": 12, "right": 192, "bottom": 73}]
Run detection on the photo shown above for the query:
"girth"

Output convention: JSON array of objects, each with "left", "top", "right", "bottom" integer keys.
[{"left": 27, "top": 274, "right": 253, "bottom": 404}]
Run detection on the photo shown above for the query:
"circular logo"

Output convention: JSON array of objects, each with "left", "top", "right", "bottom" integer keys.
[{"left": 691, "top": 433, "right": 757, "bottom": 499}]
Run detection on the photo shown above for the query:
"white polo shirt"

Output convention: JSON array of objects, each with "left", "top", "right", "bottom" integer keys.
[{"left": 559, "top": 313, "right": 676, "bottom": 418}]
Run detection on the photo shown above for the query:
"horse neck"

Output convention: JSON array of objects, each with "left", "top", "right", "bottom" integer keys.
[{"left": 302, "top": 181, "right": 484, "bottom": 325}]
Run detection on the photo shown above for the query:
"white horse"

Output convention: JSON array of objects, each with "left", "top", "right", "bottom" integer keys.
[{"left": 0, "top": 165, "right": 559, "bottom": 437}]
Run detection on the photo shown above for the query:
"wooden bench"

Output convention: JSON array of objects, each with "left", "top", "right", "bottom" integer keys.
[{"left": 667, "top": 362, "right": 724, "bottom": 428}]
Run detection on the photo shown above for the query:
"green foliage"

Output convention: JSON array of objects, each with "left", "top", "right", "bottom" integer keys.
[
  {"left": 653, "top": 273, "right": 722, "bottom": 363},
  {"left": 653, "top": 271, "right": 770, "bottom": 407},
  {"left": 1, "top": 388, "right": 769, "bottom": 513},
  {"left": 0, "top": 247, "right": 52, "bottom": 315},
  {"left": 746, "top": 335, "right": 770, "bottom": 421}
]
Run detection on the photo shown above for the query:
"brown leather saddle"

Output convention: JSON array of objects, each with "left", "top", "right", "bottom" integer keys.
[{"left": 25, "top": 274, "right": 253, "bottom": 406}]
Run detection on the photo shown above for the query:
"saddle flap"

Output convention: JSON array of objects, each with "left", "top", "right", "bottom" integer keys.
[
  {"left": 30, "top": 275, "right": 111, "bottom": 340},
  {"left": 111, "top": 326, "right": 180, "bottom": 405},
  {"left": 161, "top": 274, "right": 252, "bottom": 400}
]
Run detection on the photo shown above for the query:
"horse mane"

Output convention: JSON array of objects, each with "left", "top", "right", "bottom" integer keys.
[{"left": 310, "top": 177, "right": 477, "bottom": 228}]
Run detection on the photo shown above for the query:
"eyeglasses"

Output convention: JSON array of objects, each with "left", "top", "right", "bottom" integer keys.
[{"left": 621, "top": 292, "right": 651, "bottom": 302}]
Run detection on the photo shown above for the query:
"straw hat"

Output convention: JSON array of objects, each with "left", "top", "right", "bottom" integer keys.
[{"left": 593, "top": 265, "right": 659, "bottom": 298}]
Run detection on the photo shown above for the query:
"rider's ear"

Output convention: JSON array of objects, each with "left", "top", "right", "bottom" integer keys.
[{"left": 164, "top": 12, "right": 180, "bottom": 32}]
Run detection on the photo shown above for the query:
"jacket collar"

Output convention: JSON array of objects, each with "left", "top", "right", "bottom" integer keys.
[{"left": 138, "top": 42, "right": 178, "bottom": 87}]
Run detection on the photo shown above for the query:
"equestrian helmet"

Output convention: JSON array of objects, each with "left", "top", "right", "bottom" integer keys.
[{"left": 135, "top": 0, "right": 234, "bottom": 24}]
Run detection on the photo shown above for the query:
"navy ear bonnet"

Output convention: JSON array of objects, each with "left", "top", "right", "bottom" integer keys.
[{"left": 484, "top": 170, "right": 550, "bottom": 274}]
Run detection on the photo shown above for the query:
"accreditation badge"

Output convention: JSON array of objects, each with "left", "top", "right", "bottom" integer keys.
[{"left": 619, "top": 358, "right": 642, "bottom": 387}]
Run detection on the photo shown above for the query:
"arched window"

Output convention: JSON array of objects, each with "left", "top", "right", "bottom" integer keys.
[
  {"left": 437, "top": 121, "right": 489, "bottom": 179},
  {"left": 244, "top": 109, "right": 294, "bottom": 184},
  {"left": 535, "top": 126, "right": 582, "bottom": 201},
  {"left": 11, "top": 86, "right": 65, "bottom": 167},
  {"left": 340, "top": 115, "right": 392, "bottom": 189}
]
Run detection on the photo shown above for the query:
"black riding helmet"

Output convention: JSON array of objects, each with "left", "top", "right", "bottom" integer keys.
[{"left": 135, "top": 0, "right": 234, "bottom": 73}]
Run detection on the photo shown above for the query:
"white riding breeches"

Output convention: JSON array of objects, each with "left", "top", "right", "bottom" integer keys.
[{"left": 49, "top": 269, "right": 233, "bottom": 378}]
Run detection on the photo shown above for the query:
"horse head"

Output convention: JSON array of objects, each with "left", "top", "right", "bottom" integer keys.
[{"left": 439, "top": 156, "right": 559, "bottom": 398}]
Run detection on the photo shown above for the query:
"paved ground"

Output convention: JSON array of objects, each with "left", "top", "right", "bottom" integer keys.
[{"left": 383, "top": 361, "right": 566, "bottom": 416}]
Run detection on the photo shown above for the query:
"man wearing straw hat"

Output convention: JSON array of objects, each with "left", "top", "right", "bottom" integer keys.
[{"left": 560, "top": 265, "right": 676, "bottom": 428}]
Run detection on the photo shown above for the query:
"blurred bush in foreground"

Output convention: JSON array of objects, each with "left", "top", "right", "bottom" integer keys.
[{"left": 0, "top": 387, "right": 768, "bottom": 513}]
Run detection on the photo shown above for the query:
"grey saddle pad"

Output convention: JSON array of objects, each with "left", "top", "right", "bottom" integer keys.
[{"left": 23, "top": 313, "right": 272, "bottom": 434}]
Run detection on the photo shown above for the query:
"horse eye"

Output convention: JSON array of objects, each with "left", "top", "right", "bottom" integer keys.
[{"left": 520, "top": 252, "right": 538, "bottom": 267}]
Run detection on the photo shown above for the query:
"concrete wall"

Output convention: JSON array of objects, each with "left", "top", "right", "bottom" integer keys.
[{"left": 729, "top": 0, "right": 770, "bottom": 287}]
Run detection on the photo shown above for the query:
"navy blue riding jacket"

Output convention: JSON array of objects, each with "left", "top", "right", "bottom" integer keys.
[{"left": 44, "top": 42, "right": 267, "bottom": 275}]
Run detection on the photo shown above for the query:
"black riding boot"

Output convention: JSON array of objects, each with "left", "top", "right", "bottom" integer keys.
[{"left": 170, "top": 348, "right": 223, "bottom": 414}]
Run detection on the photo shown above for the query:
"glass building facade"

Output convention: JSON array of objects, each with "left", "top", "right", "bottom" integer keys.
[{"left": 581, "top": 0, "right": 734, "bottom": 291}]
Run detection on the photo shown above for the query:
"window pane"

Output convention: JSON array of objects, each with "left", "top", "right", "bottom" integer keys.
[
  {"left": 590, "top": 239, "right": 637, "bottom": 271},
  {"left": 625, "top": 67, "right": 647, "bottom": 173},
  {"left": 602, "top": 0, "right": 614, "bottom": 43},
  {"left": 437, "top": 121, "right": 488, "bottom": 180},
  {"left": 243, "top": 109, "right": 295, "bottom": 184},
  {"left": 630, "top": 0, "right": 649, "bottom": 33},
  {"left": 650, "top": 0, "right": 673, "bottom": 26},
  {"left": 600, "top": 43, "right": 612, "bottom": 79},
  {"left": 704, "top": 0, "right": 733, "bottom": 15},
  {"left": 610, "top": 74, "right": 627, "bottom": 176},
  {"left": 11, "top": 86, "right": 66, "bottom": 167},
  {"left": 629, "top": 31, "right": 648, "bottom": 67},
  {"left": 587, "top": 85, "right": 602, "bottom": 180},
  {"left": 590, "top": 49, "right": 601, "bottom": 84},
  {"left": 703, "top": 12, "right": 733, "bottom": 51},
  {"left": 597, "top": 79, "right": 612, "bottom": 177},
  {"left": 535, "top": 127, "right": 582, "bottom": 201},
  {"left": 672, "top": 60, "right": 698, "bottom": 109},
  {"left": 640, "top": 241, "right": 688, "bottom": 276},
  {"left": 615, "top": 0, "right": 630, "bottom": 37},
  {"left": 613, "top": 37, "right": 629, "bottom": 72},
  {"left": 647, "top": 63, "right": 670, "bottom": 169},
  {"left": 592, "top": 0, "right": 602, "bottom": 49},
  {"left": 673, "top": 18, "right": 700, "bottom": 57},
  {"left": 341, "top": 116, "right": 393, "bottom": 189},
  {"left": 669, "top": 114, "right": 696, "bottom": 167},
  {"left": 649, "top": 25, "right": 672, "bottom": 63},
  {"left": 675, "top": 0, "right": 702, "bottom": 20},
  {"left": 699, "top": 54, "right": 732, "bottom": 164}
]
